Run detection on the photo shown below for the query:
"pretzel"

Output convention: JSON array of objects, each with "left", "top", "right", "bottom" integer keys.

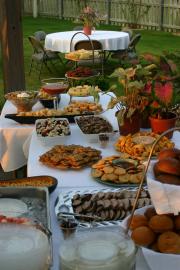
[{"left": 115, "top": 132, "right": 174, "bottom": 160}]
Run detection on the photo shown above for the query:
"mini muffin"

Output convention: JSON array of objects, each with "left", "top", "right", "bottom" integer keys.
[
  {"left": 131, "top": 226, "right": 156, "bottom": 246},
  {"left": 149, "top": 215, "right": 174, "bottom": 233},
  {"left": 174, "top": 215, "right": 180, "bottom": 230},
  {"left": 129, "top": 214, "right": 148, "bottom": 230},
  {"left": 157, "top": 231, "right": 180, "bottom": 254},
  {"left": 144, "top": 207, "right": 157, "bottom": 220}
]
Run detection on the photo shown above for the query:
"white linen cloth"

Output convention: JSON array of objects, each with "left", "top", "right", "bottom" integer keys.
[
  {"left": 147, "top": 131, "right": 180, "bottom": 215},
  {"left": 0, "top": 100, "right": 43, "bottom": 172},
  {"left": 45, "top": 30, "right": 130, "bottom": 53}
]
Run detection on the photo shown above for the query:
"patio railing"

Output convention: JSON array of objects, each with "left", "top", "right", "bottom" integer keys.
[{"left": 22, "top": 0, "right": 180, "bottom": 32}]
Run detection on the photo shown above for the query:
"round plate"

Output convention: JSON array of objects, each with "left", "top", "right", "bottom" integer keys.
[{"left": 93, "top": 177, "right": 142, "bottom": 188}]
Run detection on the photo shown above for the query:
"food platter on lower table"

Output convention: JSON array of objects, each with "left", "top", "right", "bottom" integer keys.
[
  {"left": 55, "top": 187, "right": 151, "bottom": 228},
  {"left": 5, "top": 112, "right": 94, "bottom": 124}
]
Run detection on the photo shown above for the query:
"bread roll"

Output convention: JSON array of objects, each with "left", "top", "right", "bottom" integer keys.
[
  {"left": 158, "top": 148, "right": 180, "bottom": 161},
  {"left": 154, "top": 158, "right": 180, "bottom": 177},
  {"left": 157, "top": 231, "right": 180, "bottom": 254},
  {"left": 129, "top": 214, "right": 148, "bottom": 230},
  {"left": 155, "top": 173, "right": 180, "bottom": 185},
  {"left": 131, "top": 226, "right": 156, "bottom": 246},
  {"left": 149, "top": 215, "right": 174, "bottom": 233}
]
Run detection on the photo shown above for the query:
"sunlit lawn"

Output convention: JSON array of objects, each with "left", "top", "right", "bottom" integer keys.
[{"left": 0, "top": 16, "right": 180, "bottom": 108}]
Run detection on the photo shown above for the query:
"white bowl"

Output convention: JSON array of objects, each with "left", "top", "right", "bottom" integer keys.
[
  {"left": 75, "top": 115, "right": 114, "bottom": 143},
  {"left": 35, "top": 118, "right": 71, "bottom": 147},
  {"left": 121, "top": 206, "right": 180, "bottom": 270}
]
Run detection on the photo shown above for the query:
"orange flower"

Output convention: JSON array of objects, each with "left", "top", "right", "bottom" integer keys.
[{"left": 150, "top": 100, "right": 160, "bottom": 109}]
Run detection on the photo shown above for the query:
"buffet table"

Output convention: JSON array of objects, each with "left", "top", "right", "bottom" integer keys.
[
  {"left": 45, "top": 30, "right": 130, "bottom": 53},
  {"left": 26, "top": 96, "right": 180, "bottom": 269}
]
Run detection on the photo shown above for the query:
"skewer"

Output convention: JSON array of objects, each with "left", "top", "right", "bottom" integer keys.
[{"left": 125, "top": 127, "right": 180, "bottom": 234}]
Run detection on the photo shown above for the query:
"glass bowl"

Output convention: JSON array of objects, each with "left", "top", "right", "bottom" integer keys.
[
  {"left": 5, "top": 91, "right": 38, "bottom": 113},
  {"left": 41, "top": 78, "right": 69, "bottom": 95},
  {"left": 0, "top": 215, "right": 51, "bottom": 270},
  {"left": 60, "top": 226, "right": 136, "bottom": 270}
]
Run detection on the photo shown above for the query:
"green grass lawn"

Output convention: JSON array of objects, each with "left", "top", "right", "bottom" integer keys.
[{"left": 0, "top": 16, "right": 180, "bottom": 108}]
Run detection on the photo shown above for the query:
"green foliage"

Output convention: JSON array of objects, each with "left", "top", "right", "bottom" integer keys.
[{"left": 0, "top": 16, "right": 180, "bottom": 110}]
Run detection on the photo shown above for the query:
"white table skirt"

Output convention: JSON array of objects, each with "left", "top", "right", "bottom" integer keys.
[
  {"left": 45, "top": 30, "right": 130, "bottom": 53},
  {"left": 0, "top": 101, "right": 43, "bottom": 172}
]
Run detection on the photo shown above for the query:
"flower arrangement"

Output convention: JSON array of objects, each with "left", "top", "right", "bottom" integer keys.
[{"left": 79, "top": 6, "right": 99, "bottom": 27}]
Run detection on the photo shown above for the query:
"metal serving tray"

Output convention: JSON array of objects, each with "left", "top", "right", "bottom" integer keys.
[
  {"left": 55, "top": 186, "right": 151, "bottom": 228},
  {"left": 0, "top": 187, "right": 50, "bottom": 229}
]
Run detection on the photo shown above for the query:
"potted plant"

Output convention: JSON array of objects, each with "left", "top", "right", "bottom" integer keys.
[
  {"left": 147, "top": 79, "right": 178, "bottom": 138},
  {"left": 79, "top": 6, "right": 99, "bottom": 35},
  {"left": 137, "top": 53, "right": 180, "bottom": 128},
  {"left": 107, "top": 66, "right": 153, "bottom": 135}
]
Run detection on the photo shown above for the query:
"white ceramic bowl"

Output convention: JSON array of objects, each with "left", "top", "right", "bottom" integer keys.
[
  {"left": 75, "top": 115, "right": 114, "bottom": 143},
  {"left": 35, "top": 118, "right": 71, "bottom": 147}
]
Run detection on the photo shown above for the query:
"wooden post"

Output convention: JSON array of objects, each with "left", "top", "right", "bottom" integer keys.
[
  {"left": 159, "top": 0, "right": 164, "bottom": 30},
  {"left": 58, "top": 0, "right": 64, "bottom": 19},
  {"left": 33, "top": 0, "right": 38, "bottom": 18},
  {"left": 0, "top": 0, "right": 25, "bottom": 92},
  {"left": 106, "top": 0, "right": 111, "bottom": 25}
]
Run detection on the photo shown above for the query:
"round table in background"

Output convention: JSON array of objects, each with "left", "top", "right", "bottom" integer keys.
[{"left": 45, "top": 30, "right": 130, "bottom": 53}]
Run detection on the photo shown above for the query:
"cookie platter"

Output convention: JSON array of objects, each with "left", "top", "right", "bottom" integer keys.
[{"left": 55, "top": 187, "right": 151, "bottom": 228}]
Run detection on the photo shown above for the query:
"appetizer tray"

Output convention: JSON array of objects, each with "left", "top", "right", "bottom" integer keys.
[
  {"left": 0, "top": 187, "right": 50, "bottom": 229},
  {"left": 55, "top": 187, "right": 151, "bottom": 228},
  {"left": 0, "top": 175, "right": 58, "bottom": 193},
  {"left": 5, "top": 112, "right": 94, "bottom": 124}
]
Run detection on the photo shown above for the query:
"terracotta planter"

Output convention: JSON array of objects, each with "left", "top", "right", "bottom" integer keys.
[
  {"left": 117, "top": 111, "right": 141, "bottom": 136},
  {"left": 149, "top": 112, "right": 177, "bottom": 139},
  {"left": 83, "top": 26, "right": 92, "bottom": 35}
]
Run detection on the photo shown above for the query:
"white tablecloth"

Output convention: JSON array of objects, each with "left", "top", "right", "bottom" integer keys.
[
  {"left": 45, "top": 30, "right": 130, "bottom": 53},
  {"left": 0, "top": 101, "right": 44, "bottom": 172}
]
